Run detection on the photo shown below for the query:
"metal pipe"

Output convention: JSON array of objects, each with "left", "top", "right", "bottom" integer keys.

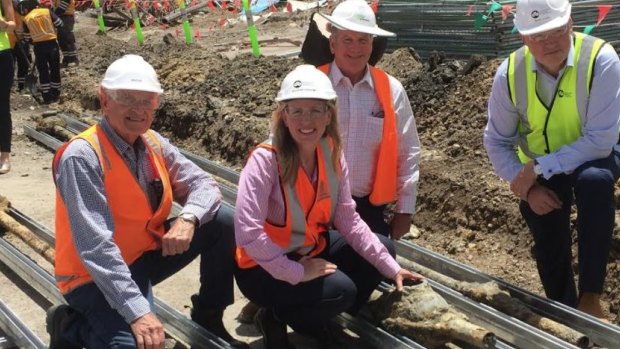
[{"left": 0, "top": 297, "right": 46, "bottom": 348}]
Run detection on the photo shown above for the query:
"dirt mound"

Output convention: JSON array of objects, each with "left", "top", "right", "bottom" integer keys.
[{"left": 56, "top": 17, "right": 620, "bottom": 323}]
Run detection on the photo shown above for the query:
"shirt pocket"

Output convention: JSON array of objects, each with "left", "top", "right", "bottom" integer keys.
[{"left": 364, "top": 115, "right": 384, "bottom": 151}]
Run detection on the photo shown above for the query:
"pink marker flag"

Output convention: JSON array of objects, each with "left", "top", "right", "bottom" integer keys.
[
  {"left": 501, "top": 4, "right": 513, "bottom": 21},
  {"left": 596, "top": 5, "right": 612, "bottom": 26},
  {"left": 208, "top": 0, "right": 215, "bottom": 11},
  {"left": 370, "top": 1, "right": 378, "bottom": 13},
  {"left": 286, "top": 1, "right": 292, "bottom": 12},
  {"left": 466, "top": 4, "right": 474, "bottom": 16},
  {"left": 195, "top": 29, "right": 201, "bottom": 39}
]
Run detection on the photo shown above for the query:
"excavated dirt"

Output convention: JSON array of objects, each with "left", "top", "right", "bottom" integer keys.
[{"left": 28, "top": 7, "right": 620, "bottom": 325}]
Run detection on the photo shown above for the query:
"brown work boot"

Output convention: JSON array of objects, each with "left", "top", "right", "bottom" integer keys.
[
  {"left": 236, "top": 301, "right": 260, "bottom": 324},
  {"left": 577, "top": 292, "right": 608, "bottom": 321},
  {"left": 190, "top": 295, "right": 250, "bottom": 349},
  {"left": 254, "top": 307, "right": 295, "bottom": 349}
]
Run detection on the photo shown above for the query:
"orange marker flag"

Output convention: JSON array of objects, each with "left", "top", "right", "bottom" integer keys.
[
  {"left": 222, "top": 0, "right": 228, "bottom": 10},
  {"left": 466, "top": 4, "right": 474, "bottom": 16},
  {"left": 501, "top": 4, "right": 513, "bottom": 21},
  {"left": 270, "top": 3, "right": 277, "bottom": 12},
  {"left": 208, "top": 0, "right": 215, "bottom": 10},
  {"left": 163, "top": 0, "right": 170, "bottom": 10},
  {"left": 194, "top": 29, "right": 201, "bottom": 38},
  {"left": 596, "top": 5, "right": 612, "bottom": 26},
  {"left": 370, "top": 0, "right": 378, "bottom": 13}
]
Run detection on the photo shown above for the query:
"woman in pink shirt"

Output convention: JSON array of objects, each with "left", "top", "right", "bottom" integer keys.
[{"left": 234, "top": 65, "right": 422, "bottom": 349}]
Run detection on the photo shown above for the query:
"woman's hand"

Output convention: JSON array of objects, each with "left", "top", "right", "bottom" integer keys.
[
  {"left": 300, "top": 256, "right": 337, "bottom": 282},
  {"left": 393, "top": 268, "right": 424, "bottom": 291}
]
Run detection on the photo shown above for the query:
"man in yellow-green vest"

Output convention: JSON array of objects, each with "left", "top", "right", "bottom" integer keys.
[{"left": 484, "top": 0, "right": 620, "bottom": 320}]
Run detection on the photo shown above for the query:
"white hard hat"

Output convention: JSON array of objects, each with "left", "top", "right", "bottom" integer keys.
[
  {"left": 514, "top": 0, "right": 571, "bottom": 35},
  {"left": 276, "top": 65, "right": 337, "bottom": 102},
  {"left": 320, "top": 0, "right": 395, "bottom": 37},
  {"left": 101, "top": 54, "right": 163, "bottom": 94}
]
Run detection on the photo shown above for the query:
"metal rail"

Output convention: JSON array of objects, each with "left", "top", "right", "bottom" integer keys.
[
  {"left": 0, "top": 297, "right": 46, "bottom": 349},
  {"left": 26, "top": 117, "right": 617, "bottom": 348},
  {"left": 3, "top": 209, "right": 231, "bottom": 348},
  {"left": 395, "top": 241, "right": 620, "bottom": 348}
]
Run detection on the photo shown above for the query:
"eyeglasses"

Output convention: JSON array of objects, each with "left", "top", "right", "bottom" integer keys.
[
  {"left": 285, "top": 105, "right": 328, "bottom": 119},
  {"left": 108, "top": 90, "right": 161, "bottom": 109},
  {"left": 528, "top": 24, "right": 570, "bottom": 43}
]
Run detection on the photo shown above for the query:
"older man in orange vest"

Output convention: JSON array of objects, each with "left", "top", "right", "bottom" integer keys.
[
  {"left": 318, "top": 0, "right": 420, "bottom": 240},
  {"left": 47, "top": 54, "right": 249, "bottom": 349}
]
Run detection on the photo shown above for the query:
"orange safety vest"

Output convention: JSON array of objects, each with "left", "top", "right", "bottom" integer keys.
[
  {"left": 318, "top": 63, "right": 398, "bottom": 205},
  {"left": 53, "top": 0, "right": 75, "bottom": 16},
  {"left": 236, "top": 137, "right": 340, "bottom": 269},
  {"left": 53, "top": 125, "right": 173, "bottom": 294},
  {"left": 23, "top": 8, "right": 57, "bottom": 43}
]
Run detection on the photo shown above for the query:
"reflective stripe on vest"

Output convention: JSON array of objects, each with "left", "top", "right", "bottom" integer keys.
[
  {"left": 53, "top": 125, "right": 174, "bottom": 294},
  {"left": 54, "top": 0, "right": 75, "bottom": 16},
  {"left": 508, "top": 33, "right": 604, "bottom": 163},
  {"left": 24, "top": 8, "right": 57, "bottom": 43},
  {"left": 318, "top": 63, "right": 398, "bottom": 205},
  {"left": 236, "top": 137, "right": 340, "bottom": 269},
  {"left": 0, "top": 5, "right": 10, "bottom": 51}
]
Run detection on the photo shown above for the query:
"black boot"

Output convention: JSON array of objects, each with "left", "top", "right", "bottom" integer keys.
[
  {"left": 299, "top": 321, "right": 349, "bottom": 349},
  {"left": 254, "top": 307, "right": 295, "bottom": 349},
  {"left": 46, "top": 304, "right": 81, "bottom": 349},
  {"left": 190, "top": 295, "right": 249, "bottom": 349}
]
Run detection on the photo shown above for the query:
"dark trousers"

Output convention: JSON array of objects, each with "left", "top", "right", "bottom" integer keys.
[
  {"left": 58, "top": 15, "right": 78, "bottom": 63},
  {"left": 12, "top": 41, "right": 31, "bottom": 90},
  {"left": 520, "top": 145, "right": 620, "bottom": 307},
  {"left": 235, "top": 231, "right": 395, "bottom": 334},
  {"left": 0, "top": 49, "right": 13, "bottom": 153},
  {"left": 33, "top": 40, "right": 61, "bottom": 101},
  {"left": 63, "top": 205, "right": 237, "bottom": 349},
  {"left": 353, "top": 195, "right": 390, "bottom": 237}
]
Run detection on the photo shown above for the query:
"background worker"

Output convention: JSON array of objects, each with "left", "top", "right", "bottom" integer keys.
[
  {"left": 484, "top": 0, "right": 620, "bottom": 319},
  {"left": 48, "top": 54, "right": 248, "bottom": 349},
  {"left": 0, "top": 0, "right": 15, "bottom": 174},
  {"left": 234, "top": 64, "right": 422, "bottom": 349},
  {"left": 53, "top": 0, "right": 78, "bottom": 66},
  {"left": 17, "top": 0, "right": 62, "bottom": 103},
  {"left": 10, "top": 0, "right": 31, "bottom": 92},
  {"left": 319, "top": 0, "right": 420, "bottom": 240}
]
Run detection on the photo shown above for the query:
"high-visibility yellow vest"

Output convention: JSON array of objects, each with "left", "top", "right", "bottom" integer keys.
[
  {"left": 508, "top": 32, "right": 605, "bottom": 163},
  {"left": 0, "top": 5, "right": 10, "bottom": 51},
  {"left": 23, "top": 8, "right": 57, "bottom": 43}
]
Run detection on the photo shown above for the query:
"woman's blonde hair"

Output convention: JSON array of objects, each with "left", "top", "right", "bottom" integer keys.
[{"left": 271, "top": 100, "right": 342, "bottom": 185}]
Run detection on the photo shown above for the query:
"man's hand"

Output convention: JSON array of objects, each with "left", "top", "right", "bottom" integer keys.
[
  {"left": 130, "top": 312, "right": 165, "bottom": 349},
  {"left": 390, "top": 213, "right": 412, "bottom": 240},
  {"left": 161, "top": 219, "right": 195, "bottom": 256},
  {"left": 393, "top": 268, "right": 424, "bottom": 291},
  {"left": 526, "top": 183, "right": 562, "bottom": 215},
  {"left": 299, "top": 256, "right": 337, "bottom": 282},
  {"left": 510, "top": 161, "right": 538, "bottom": 200}
]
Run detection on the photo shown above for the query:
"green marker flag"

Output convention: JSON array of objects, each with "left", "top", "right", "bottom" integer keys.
[
  {"left": 242, "top": 0, "right": 261, "bottom": 57},
  {"left": 511, "top": 25, "right": 518, "bottom": 34},
  {"left": 177, "top": 0, "right": 194, "bottom": 44},
  {"left": 93, "top": 0, "right": 106, "bottom": 34},
  {"left": 474, "top": 13, "right": 488, "bottom": 31},
  {"left": 583, "top": 24, "right": 595, "bottom": 34},
  {"left": 129, "top": 0, "right": 144, "bottom": 45},
  {"left": 487, "top": 2, "right": 502, "bottom": 14}
]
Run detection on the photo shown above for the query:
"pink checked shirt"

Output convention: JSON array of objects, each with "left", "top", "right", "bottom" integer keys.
[{"left": 234, "top": 145, "right": 401, "bottom": 285}]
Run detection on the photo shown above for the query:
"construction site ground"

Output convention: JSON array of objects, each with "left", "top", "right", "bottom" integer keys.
[{"left": 1, "top": 5, "right": 620, "bottom": 348}]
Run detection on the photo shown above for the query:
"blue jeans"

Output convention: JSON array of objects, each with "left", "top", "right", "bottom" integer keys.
[
  {"left": 520, "top": 145, "right": 620, "bottom": 307},
  {"left": 63, "top": 205, "right": 236, "bottom": 349}
]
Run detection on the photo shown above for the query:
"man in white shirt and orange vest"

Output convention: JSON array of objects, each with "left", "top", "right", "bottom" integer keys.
[
  {"left": 484, "top": 0, "right": 620, "bottom": 319},
  {"left": 318, "top": 0, "right": 420, "bottom": 241},
  {"left": 48, "top": 54, "right": 249, "bottom": 349}
]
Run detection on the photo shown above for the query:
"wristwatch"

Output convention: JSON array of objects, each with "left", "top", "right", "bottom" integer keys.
[
  {"left": 533, "top": 159, "right": 543, "bottom": 176},
  {"left": 177, "top": 212, "right": 198, "bottom": 227}
]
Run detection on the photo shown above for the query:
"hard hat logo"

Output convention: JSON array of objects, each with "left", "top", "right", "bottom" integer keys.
[
  {"left": 514, "top": 0, "right": 571, "bottom": 36},
  {"left": 276, "top": 65, "right": 337, "bottom": 102}
]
